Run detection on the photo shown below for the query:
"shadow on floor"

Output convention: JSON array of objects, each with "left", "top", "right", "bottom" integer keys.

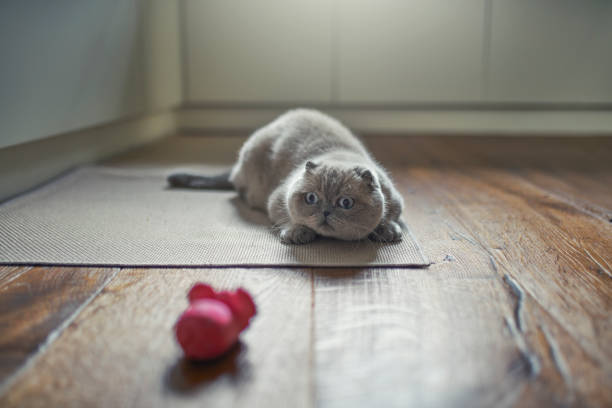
[{"left": 164, "top": 342, "right": 252, "bottom": 395}]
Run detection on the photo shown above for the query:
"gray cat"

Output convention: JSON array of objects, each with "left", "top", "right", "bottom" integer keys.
[{"left": 168, "top": 109, "right": 404, "bottom": 244}]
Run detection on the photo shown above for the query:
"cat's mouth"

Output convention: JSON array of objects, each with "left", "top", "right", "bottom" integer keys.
[{"left": 319, "top": 220, "right": 334, "bottom": 231}]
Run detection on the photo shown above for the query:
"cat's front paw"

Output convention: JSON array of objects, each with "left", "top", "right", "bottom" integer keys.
[
  {"left": 368, "top": 221, "right": 403, "bottom": 243},
  {"left": 280, "top": 225, "right": 317, "bottom": 245}
]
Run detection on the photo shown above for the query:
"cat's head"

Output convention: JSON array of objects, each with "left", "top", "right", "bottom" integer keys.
[{"left": 286, "top": 161, "right": 385, "bottom": 240}]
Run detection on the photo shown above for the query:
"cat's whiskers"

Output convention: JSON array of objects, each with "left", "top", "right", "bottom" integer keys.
[
  {"left": 327, "top": 214, "right": 373, "bottom": 239},
  {"left": 329, "top": 214, "right": 364, "bottom": 232}
]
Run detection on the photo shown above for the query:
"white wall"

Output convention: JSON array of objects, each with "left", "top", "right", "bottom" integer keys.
[
  {"left": 144, "top": 0, "right": 182, "bottom": 110},
  {"left": 488, "top": 0, "right": 612, "bottom": 103},
  {"left": 183, "top": 0, "right": 333, "bottom": 104},
  {"left": 183, "top": 0, "right": 612, "bottom": 105},
  {"left": 0, "top": 0, "right": 181, "bottom": 149},
  {"left": 336, "top": 0, "right": 485, "bottom": 103}
]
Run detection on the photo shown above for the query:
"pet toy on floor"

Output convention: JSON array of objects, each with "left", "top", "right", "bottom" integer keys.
[{"left": 175, "top": 283, "right": 256, "bottom": 360}]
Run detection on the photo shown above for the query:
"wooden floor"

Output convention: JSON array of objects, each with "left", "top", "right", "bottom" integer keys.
[{"left": 0, "top": 135, "right": 611, "bottom": 407}]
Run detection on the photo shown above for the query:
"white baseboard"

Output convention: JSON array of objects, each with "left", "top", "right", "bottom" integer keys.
[
  {"left": 178, "top": 107, "right": 612, "bottom": 135},
  {"left": 0, "top": 110, "right": 176, "bottom": 202}
]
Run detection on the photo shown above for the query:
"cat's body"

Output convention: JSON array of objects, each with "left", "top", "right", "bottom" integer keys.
[{"left": 168, "top": 109, "right": 404, "bottom": 244}]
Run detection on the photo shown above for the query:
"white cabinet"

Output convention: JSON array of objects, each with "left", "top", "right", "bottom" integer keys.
[
  {"left": 184, "top": 0, "right": 333, "bottom": 103},
  {"left": 0, "top": 1, "right": 147, "bottom": 148},
  {"left": 182, "top": 0, "right": 612, "bottom": 105},
  {"left": 0, "top": 0, "right": 181, "bottom": 149},
  {"left": 488, "top": 0, "right": 612, "bottom": 103},
  {"left": 336, "top": 0, "right": 485, "bottom": 103}
]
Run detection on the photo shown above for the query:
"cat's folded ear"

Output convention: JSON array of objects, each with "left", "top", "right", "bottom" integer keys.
[
  {"left": 354, "top": 167, "right": 374, "bottom": 183},
  {"left": 354, "top": 167, "right": 377, "bottom": 191},
  {"left": 305, "top": 161, "right": 318, "bottom": 172}
]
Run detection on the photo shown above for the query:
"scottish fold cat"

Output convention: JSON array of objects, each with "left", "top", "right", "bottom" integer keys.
[{"left": 169, "top": 109, "right": 404, "bottom": 244}]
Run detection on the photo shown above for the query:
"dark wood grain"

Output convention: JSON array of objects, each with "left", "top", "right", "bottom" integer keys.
[
  {"left": 0, "top": 267, "right": 117, "bottom": 390},
  {"left": 369, "top": 135, "right": 612, "bottom": 407},
  {"left": 0, "top": 266, "right": 32, "bottom": 287},
  {"left": 314, "top": 268, "right": 529, "bottom": 407},
  {"left": 1, "top": 268, "right": 313, "bottom": 408},
  {"left": 443, "top": 135, "right": 612, "bottom": 222}
]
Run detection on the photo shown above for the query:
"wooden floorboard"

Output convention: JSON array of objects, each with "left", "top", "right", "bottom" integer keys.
[
  {"left": 373, "top": 136, "right": 611, "bottom": 406},
  {"left": 0, "top": 268, "right": 313, "bottom": 408},
  {"left": 427, "top": 135, "right": 612, "bottom": 222},
  {"left": 403, "top": 167, "right": 610, "bottom": 407},
  {"left": 0, "top": 267, "right": 117, "bottom": 390},
  {"left": 0, "top": 266, "right": 32, "bottom": 286},
  {"left": 513, "top": 169, "right": 612, "bottom": 223},
  {"left": 0, "top": 135, "right": 610, "bottom": 407},
  {"left": 314, "top": 268, "right": 526, "bottom": 408}
]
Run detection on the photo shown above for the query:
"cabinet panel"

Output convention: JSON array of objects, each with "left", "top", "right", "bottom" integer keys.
[
  {"left": 184, "top": 0, "right": 333, "bottom": 103},
  {"left": 489, "top": 0, "right": 612, "bottom": 103},
  {"left": 0, "top": 1, "right": 147, "bottom": 148},
  {"left": 336, "top": 0, "right": 485, "bottom": 103}
]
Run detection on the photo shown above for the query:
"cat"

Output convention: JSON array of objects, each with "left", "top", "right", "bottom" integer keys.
[{"left": 168, "top": 109, "right": 405, "bottom": 245}]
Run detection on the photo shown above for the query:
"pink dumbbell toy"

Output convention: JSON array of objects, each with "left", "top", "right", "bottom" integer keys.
[{"left": 175, "top": 283, "right": 256, "bottom": 360}]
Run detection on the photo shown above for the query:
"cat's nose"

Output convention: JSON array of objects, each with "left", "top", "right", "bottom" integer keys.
[{"left": 323, "top": 210, "right": 330, "bottom": 217}]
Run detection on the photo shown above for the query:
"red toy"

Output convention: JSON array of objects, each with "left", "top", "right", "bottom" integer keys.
[{"left": 175, "top": 283, "right": 256, "bottom": 360}]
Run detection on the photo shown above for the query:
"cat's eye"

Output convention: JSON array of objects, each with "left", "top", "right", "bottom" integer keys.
[
  {"left": 337, "top": 196, "right": 354, "bottom": 209},
  {"left": 305, "top": 192, "right": 318, "bottom": 205}
]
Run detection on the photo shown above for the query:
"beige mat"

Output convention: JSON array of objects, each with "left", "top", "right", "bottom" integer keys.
[{"left": 0, "top": 166, "right": 428, "bottom": 267}]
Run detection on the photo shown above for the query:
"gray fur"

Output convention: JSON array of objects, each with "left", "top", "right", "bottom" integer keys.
[{"left": 229, "top": 109, "right": 405, "bottom": 244}]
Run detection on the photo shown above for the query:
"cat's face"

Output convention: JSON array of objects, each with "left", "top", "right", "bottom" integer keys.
[{"left": 287, "top": 161, "right": 384, "bottom": 240}]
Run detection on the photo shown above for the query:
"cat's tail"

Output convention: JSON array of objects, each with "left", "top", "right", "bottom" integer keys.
[{"left": 167, "top": 171, "right": 234, "bottom": 190}]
